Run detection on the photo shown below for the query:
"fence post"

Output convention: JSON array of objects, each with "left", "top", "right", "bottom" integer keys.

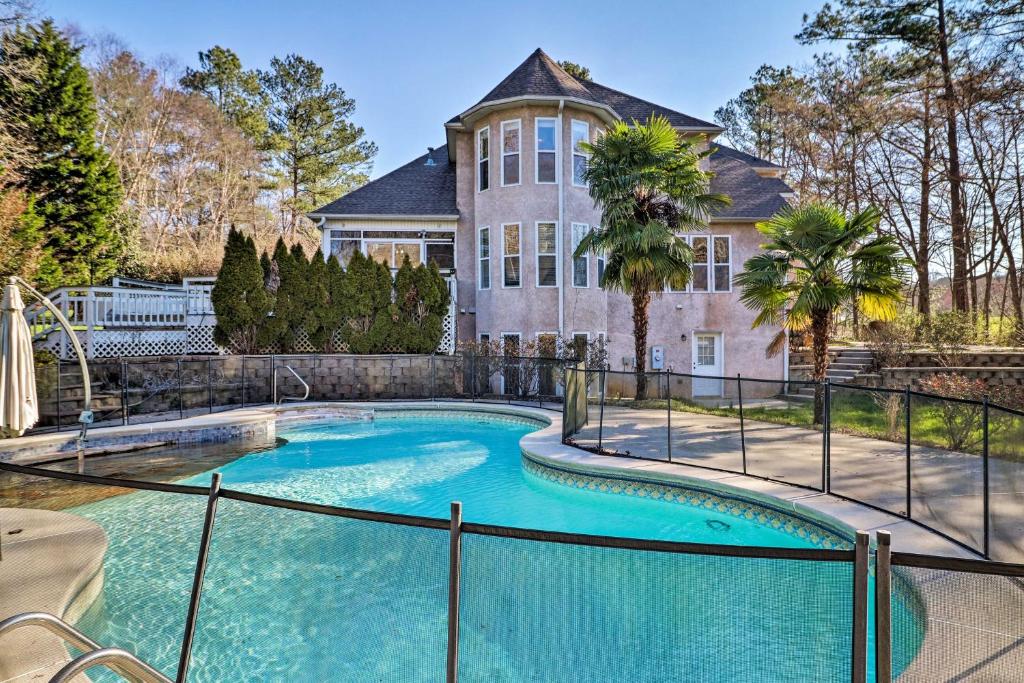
[
  {"left": 904, "top": 386, "right": 911, "bottom": 519},
  {"left": 56, "top": 360, "right": 62, "bottom": 432},
  {"left": 469, "top": 353, "right": 476, "bottom": 402},
  {"left": 983, "top": 395, "right": 990, "bottom": 559},
  {"left": 851, "top": 529, "right": 870, "bottom": 683},
  {"left": 271, "top": 354, "right": 277, "bottom": 404},
  {"left": 431, "top": 353, "right": 436, "bottom": 401},
  {"left": 737, "top": 374, "right": 746, "bottom": 474},
  {"left": 241, "top": 356, "right": 246, "bottom": 408},
  {"left": 446, "top": 501, "right": 463, "bottom": 683},
  {"left": 176, "top": 359, "right": 184, "bottom": 420},
  {"left": 875, "top": 530, "right": 892, "bottom": 683},
  {"left": 598, "top": 368, "right": 606, "bottom": 451},
  {"left": 207, "top": 358, "right": 213, "bottom": 414},
  {"left": 665, "top": 371, "right": 672, "bottom": 463},
  {"left": 176, "top": 472, "right": 222, "bottom": 683},
  {"left": 823, "top": 379, "right": 831, "bottom": 493},
  {"left": 121, "top": 361, "right": 128, "bottom": 426}
]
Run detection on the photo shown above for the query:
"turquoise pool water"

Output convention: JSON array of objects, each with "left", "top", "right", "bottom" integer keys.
[{"left": 69, "top": 412, "right": 922, "bottom": 681}]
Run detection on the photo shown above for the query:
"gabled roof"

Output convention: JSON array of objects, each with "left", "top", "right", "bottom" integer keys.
[
  {"left": 309, "top": 146, "right": 456, "bottom": 218},
  {"left": 709, "top": 145, "right": 792, "bottom": 220},
  {"left": 447, "top": 48, "right": 721, "bottom": 131}
]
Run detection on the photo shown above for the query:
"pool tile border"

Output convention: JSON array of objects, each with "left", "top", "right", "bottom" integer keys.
[{"left": 521, "top": 453, "right": 853, "bottom": 549}]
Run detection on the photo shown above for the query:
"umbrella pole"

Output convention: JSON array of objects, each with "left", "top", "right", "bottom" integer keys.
[{"left": 10, "top": 277, "right": 93, "bottom": 442}]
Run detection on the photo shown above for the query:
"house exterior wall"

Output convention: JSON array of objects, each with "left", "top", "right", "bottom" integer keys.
[{"left": 324, "top": 104, "right": 785, "bottom": 388}]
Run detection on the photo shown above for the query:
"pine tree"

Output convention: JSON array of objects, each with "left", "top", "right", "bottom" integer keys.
[
  {"left": 0, "top": 21, "right": 124, "bottom": 288},
  {"left": 260, "top": 54, "right": 377, "bottom": 236},
  {"left": 180, "top": 45, "right": 268, "bottom": 144},
  {"left": 212, "top": 227, "right": 271, "bottom": 352}
]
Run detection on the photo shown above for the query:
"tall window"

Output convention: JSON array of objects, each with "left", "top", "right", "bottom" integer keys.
[
  {"left": 571, "top": 332, "right": 589, "bottom": 360},
  {"left": 668, "top": 235, "right": 689, "bottom": 292},
  {"left": 713, "top": 236, "right": 731, "bottom": 292},
  {"left": 478, "top": 226, "right": 490, "bottom": 290},
  {"left": 597, "top": 251, "right": 606, "bottom": 289},
  {"left": 501, "top": 120, "right": 520, "bottom": 186},
  {"left": 328, "top": 229, "right": 360, "bottom": 266},
  {"left": 571, "top": 120, "right": 589, "bottom": 186},
  {"left": 477, "top": 126, "right": 489, "bottom": 192},
  {"left": 536, "top": 222, "right": 557, "bottom": 287},
  {"left": 691, "top": 235, "right": 709, "bottom": 292},
  {"left": 502, "top": 223, "right": 521, "bottom": 287},
  {"left": 535, "top": 118, "right": 557, "bottom": 183},
  {"left": 571, "top": 223, "right": 589, "bottom": 287}
]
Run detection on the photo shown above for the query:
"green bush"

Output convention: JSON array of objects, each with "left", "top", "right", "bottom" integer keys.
[{"left": 211, "top": 227, "right": 272, "bottom": 353}]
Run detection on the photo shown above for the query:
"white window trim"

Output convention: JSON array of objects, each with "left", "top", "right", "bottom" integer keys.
[
  {"left": 500, "top": 119, "right": 521, "bottom": 187},
  {"left": 477, "top": 226, "right": 490, "bottom": 291},
  {"left": 501, "top": 222, "right": 522, "bottom": 289},
  {"left": 712, "top": 234, "right": 733, "bottom": 293},
  {"left": 477, "top": 126, "right": 489, "bottom": 193},
  {"left": 571, "top": 222, "right": 589, "bottom": 288},
  {"left": 535, "top": 220, "right": 558, "bottom": 288},
  {"left": 535, "top": 117, "right": 558, "bottom": 185},
  {"left": 571, "top": 119, "right": 590, "bottom": 187},
  {"left": 596, "top": 251, "right": 606, "bottom": 290}
]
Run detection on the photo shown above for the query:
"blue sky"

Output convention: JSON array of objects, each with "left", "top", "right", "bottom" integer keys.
[{"left": 44, "top": 0, "right": 826, "bottom": 177}]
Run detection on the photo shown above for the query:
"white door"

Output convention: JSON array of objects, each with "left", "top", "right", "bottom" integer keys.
[{"left": 692, "top": 333, "right": 724, "bottom": 396}]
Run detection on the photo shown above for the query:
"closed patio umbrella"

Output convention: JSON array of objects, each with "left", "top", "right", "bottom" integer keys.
[{"left": 0, "top": 279, "right": 38, "bottom": 436}]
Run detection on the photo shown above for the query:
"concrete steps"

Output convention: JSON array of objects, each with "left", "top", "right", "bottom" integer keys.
[{"left": 790, "top": 347, "right": 875, "bottom": 399}]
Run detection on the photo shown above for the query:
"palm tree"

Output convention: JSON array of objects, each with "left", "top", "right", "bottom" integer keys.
[
  {"left": 735, "top": 203, "right": 908, "bottom": 424},
  {"left": 575, "top": 115, "right": 730, "bottom": 399}
]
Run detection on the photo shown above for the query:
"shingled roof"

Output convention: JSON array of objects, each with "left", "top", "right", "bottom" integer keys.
[
  {"left": 310, "top": 146, "right": 456, "bottom": 217},
  {"left": 709, "top": 145, "right": 792, "bottom": 220},
  {"left": 448, "top": 48, "right": 720, "bottom": 130}
]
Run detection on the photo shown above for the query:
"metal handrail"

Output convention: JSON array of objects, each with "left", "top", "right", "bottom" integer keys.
[
  {"left": 51, "top": 647, "right": 172, "bottom": 683},
  {"left": 274, "top": 364, "right": 310, "bottom": 404},
  {"left": 0, "top": 612, "right": 170, "bottom": 683}
]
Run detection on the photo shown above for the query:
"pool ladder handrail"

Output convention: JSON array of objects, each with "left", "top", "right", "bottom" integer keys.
[
  {"left": 273, "top": 364, "right": 310, "bottom": 404},
  {"left": 0, "top": 611, "right": 172, "bottom": 683}
]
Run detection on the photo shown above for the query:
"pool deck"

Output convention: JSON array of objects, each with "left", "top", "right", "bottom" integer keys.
[{"left": 2, "top": 400, "right": 1021, "bottom": 681}]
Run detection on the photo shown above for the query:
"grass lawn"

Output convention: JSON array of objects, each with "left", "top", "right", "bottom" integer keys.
[{"left": 603, "top": 391, "right": 1024, "bottom": 460}]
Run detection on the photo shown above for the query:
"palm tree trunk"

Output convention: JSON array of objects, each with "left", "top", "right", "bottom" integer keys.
[
  {"left": 811, "top": 310, "right": 831, "bottom": 425},
  {"left": 631, "top": 289, "right": 652, "bottom": 400}
]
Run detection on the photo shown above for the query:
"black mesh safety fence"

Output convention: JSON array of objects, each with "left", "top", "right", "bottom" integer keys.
[
  {"left": 0, "top": 466, "right": 209, "bottom": 681},
  {"left": 908, "top": 392, "right": 986, "bottom": 553},
  {"left": 988, "top": 406, "right": 1024, "bottom": 562},
  {"left": 594, "top": 370, "right": 670, "bottom": 461},
  {"left": 829, "top": 385, "right": 909, "bottom": 515},
  {"left": 458, "top": 526, "right": 856, "bottom": 683},
  {"left": 666, "top": 373, "right": 745, "bottom": 473},
  {"left": 742, "top": 377, "right": 823, "bottom": 491},
  {"left": 188, "top": 495, "right": 450, "bottom": 682},
  {"left": 888, "top": 555, "right": 1024, "bottom": 682}
]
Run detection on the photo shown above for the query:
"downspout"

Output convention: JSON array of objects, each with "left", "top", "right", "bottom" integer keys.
[
  {"left": 315, "top": 216, "right": 327, "bottom": 259},
  {"left": 557, "top": 99, "right": 565, "bottom": 337}
]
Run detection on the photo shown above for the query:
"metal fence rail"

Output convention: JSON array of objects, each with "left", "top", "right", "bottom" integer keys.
[{"left": 562, "top": 366, "right": 1024, "bottom": 563}]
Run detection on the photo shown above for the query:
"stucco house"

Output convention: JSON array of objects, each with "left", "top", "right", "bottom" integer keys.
[{"left": 309, "top": 49, "right": 794, "bottom": 396}]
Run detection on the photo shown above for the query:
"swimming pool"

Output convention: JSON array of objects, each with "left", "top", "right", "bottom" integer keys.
[{"left": 66, "top": 410, "right": 922, "bottom": 681}]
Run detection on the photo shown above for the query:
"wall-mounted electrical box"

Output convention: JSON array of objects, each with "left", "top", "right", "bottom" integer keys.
[{"left": 651, "top": 345, "right": 665, "bottom": 370}]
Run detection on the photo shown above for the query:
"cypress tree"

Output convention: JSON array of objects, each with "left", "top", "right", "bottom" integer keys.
[
  {"left": 323, "top": 255, "right": 347, "bottom": 352},
  {"left": 394, "top": 257, "right": 450, "bottom": 352},
  {"left": 263, "top": 238, "right": 293, "bottom": 350},
  {"left": 339, "top": 250, "right": 392, "bottom": 353},
  {"left": 212, "top": 228, "right": 270, "bottom": 352},
  {"left": 305, "top": 248, "right": 330, "bottom": 350},
  {"left": 0, "top": 21, "right": 123, "bottom": 288}
]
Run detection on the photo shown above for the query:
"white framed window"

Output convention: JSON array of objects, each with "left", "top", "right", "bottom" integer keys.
[
  {"left": 713, "top": 235, "right": 732, "bottom": 292},
  {"left": 502, "top": 223, "right": 521, "bottom": 287},
  {"left": 328, "top": 229, "right": 360, "bottom": 266},
  {"left": 571, "top": 223, "right": 589, "bottom": 288},
  {"left": 571, "top": 119, "right": 589, "bottom": 186},
  {"left": 536, "top": 221, "right": 558, "bottom": 287},
  {"left": 570, "top": 332, "right": 589, "bottom": 360},
  {"left": 535, "top": 117, "right": 557, "bottom": 184},
  {"left": 501, "top": 119, "right": 520, "bottom": 186},
  {"left": 668, "top": 235, "right": 689, "bottom": 292},
  {"left": 597, "top": 251, "right": 606, "bottom": 289},
  {"left": 477, "top": 226, "right": 490, "bottom": 290},
  {"left": 691, "top": 235, "right": 710, "bottom": 293},
  {"left": 477, "top": 126, "right": 489, "bottom": 192}
]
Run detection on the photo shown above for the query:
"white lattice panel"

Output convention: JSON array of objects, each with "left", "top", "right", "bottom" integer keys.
[
  {"left": 91, "top": 330, "right": 188, "bottom": 358},
  {"left": 187, "top": 322, "right": 220, "bottom": 354}
]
